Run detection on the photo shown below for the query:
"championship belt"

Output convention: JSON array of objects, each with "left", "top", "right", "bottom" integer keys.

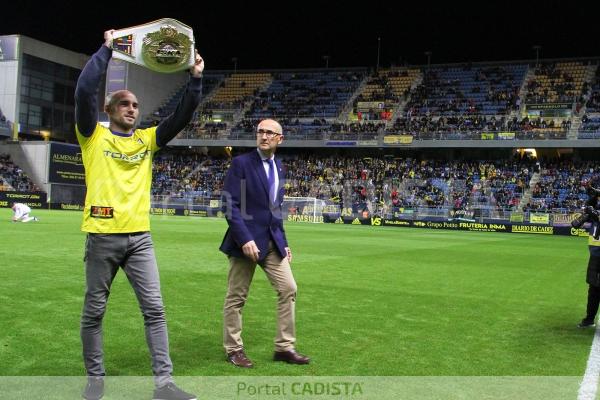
[{"left": 111, "top": 18, "right": 194, "bottom": 73}]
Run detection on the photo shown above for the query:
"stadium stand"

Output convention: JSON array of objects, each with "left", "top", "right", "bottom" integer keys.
[
  {"left": 140, "top": 73, "right": 225, "bottom": 129},
  {"left": 527, "top": 161, "right": 600, "bottom": 212},
  {"left": 0, "top": 154, "right": 39, "bottom": 192},
  {"left": 178, "top": 72, "right": 273, "bottom": 139},
  {"left": 152, "top": 151, "right": 229, "bottom": 200},
  {"left": 578, "top": 65, "right": 600, "bottom": 138},
  {"left": 227, "top": 70, "right": 367, "bottom": 139},
  {"left": 387, "top": 63, "right": 527, "bottom": 139},
  {"left": 353, "top": 68, "right": 421, "bottom": 113},
  {"left": 524, "top": 62, "right": 587, "bottom": 104},
  {"left": 149, "top": 151, "right": 542, "bottom": 218},
  {"left": 4, "top": 40, "right": 600, "bottom": 225},
  {"left": 135, "top": 58, "right": 600, "bottom": 143}
]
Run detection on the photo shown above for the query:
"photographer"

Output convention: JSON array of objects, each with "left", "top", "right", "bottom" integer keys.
[{"left": 573, "top": 184, "right": 600, "bottom": 328}]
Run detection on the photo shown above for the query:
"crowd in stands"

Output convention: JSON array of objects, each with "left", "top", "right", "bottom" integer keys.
[
  {"left": 2, "top": 142, "right": 597, "bottom": 216},
  {"left": 406, "top": 65, "right": 524, "bottom": 117},
  {"left": 202, "top": 100, "right": 245, "bottom": 110},
  {"left": 283, "top": 156, "right": 533, "bottom": 214},
  {"left": 524, "top": 63, "right": 581, "bottom": 104},
  {"left": 0, "top": 154, "right": 39, "bottom": 191},
  {"left": 389, "top": 114, "right": 509, "bottom": 136},
  {"left": 580, "top": 114, "right": 600, "bottom": 134},
  {"left": 387, "top": 114, "right": 570, "bottom": 140},
  {"left": 149, "top": 151, "right": 544, "bottom": 215},
  {"left": 152, "top": 152, "right": 229, "bottom": 200},
  {"left": 586, "top": 77, "right": 600, "bottom": 113},
  {"left": 354, "top": 69, "right": 411, "bottom": 103},
  {"left": 182, "top": 119, "right": 228, "bottom": 139},
  {"left": 525, "top": 161, "right": 600, "bottom": 212},
  {"left": 381, "top": 64, "right": 530, "bottom": 139},
  {"left": 147, "top": 149, "right": 600, "bottom": 215},
  {"left": 244, "top": 71, "right": 364, "bottom": 119},
  {"left": 579, "top": 68, "right": 600, "bottom": 136}
]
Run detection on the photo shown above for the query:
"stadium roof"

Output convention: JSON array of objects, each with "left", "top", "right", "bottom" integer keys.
[{"left": 2, "top": 1, "right": 597, "bottom": 70}]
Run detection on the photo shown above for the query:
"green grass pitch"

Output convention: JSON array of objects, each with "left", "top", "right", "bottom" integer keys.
[{"left": 0, "top": 209, "right": 595, "bottom": 377}]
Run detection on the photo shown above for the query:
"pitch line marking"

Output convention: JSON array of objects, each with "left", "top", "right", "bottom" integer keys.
[{"left": 578, "top": 325, "right": 600, "bottom": 400}]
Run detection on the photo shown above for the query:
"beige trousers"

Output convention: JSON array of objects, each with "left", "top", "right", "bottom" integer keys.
[{"left": 223, "top": 242, "right": 297, "bottom": 353}]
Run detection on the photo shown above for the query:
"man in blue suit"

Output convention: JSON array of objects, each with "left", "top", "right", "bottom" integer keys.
[{"left": 220, "top": 118, "right": 310, "bottom": 368}]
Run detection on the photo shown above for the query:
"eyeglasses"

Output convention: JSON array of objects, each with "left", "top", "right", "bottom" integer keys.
[{"left": 256, "top": 129, "right": 281, "bottom": 138}]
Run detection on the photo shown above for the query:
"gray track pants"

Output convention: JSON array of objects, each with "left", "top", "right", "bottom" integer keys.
[{"left": 80, "top": 232, "right": 173, "bottom": 387}]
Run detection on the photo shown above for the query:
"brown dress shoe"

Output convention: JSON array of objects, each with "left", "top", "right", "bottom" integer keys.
[
  {"left": 273, "top": 349, "right": 310, "bottom": 364},
  {"left": 227, "top": 349, "right": 254, "bottom": 368}
]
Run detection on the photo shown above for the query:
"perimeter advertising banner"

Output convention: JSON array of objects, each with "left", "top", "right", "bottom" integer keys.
[
  {"left": 149, "top": 202, "right": 221, "bottom": 217},
  {"left": 357, "top": 101, "right": 385, "bottom": 111},
  {"left": 498, "top": 132, "right": 516, "bottom": 140},
  {"left": 383, "top": 135, "right": 413, "bottom": 145},
  {"left": 0, "top": 191, "right": 47, "bottom": 208},
  {"left": 325, "top": 215, "right": 587, "bottom": 237},
  {"left": 553, "top": 213, "right": 577, "bottom": 225},
  {"left": 526, "top": 103, "right": 571, "bottom": 110},
  {"left": 529, "top": 213, "right": 550, "bottom": 224},
  {"left": 510, "top": 212, "right": 524, "bottom": 223},
  {"left": 48, "top": 143, "right": 85, "bottom": 185}
]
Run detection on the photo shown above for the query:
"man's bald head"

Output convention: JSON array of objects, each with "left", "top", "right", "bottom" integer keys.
[
  {"left": 257, "top": 119, "right": 283, "bottom": 135},
  {"left": 104, "top": 90, "right": 136, "bottom": 114},
  {"left": 256, "top": 118, "right": 284, "bottom": 156}
]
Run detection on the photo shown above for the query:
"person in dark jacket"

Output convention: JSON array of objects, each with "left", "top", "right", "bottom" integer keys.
[{"left": 220, "top": 119, "right": 309, "bottom": 368}]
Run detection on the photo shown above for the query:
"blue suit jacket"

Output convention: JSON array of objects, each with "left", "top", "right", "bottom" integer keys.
[{"left": 219, "top": 149, "right": 288, "bottom": 261}]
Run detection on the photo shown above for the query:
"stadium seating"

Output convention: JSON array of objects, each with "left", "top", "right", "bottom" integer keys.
[
  {"left": 0, "top": 154, "right": 39, "bottom": 192},
  {"left": 408, "top": 64, "right": 527, "bottom": 116},
  {"left": 133, "top": 58, "right": 600, "bottom": 142},
  {"left": 388, "top": 64, "right": 527, "bottom": 138},
  {"left": 152, "top": 152, "right": 229, "bottom": 200},
  {"left": 354, "top": 68, "right": 420, "bottom": 106},
  {"left": 141, "top": 73, "right": 224, "bottom": 128},
  {"left": 227, "top": 70, "right": 366, "bottom": 138},
  {"left": 210, "top": 72, "right": 272, "bottom": 106},
  {"left": 578, "top": 66, "right": 600, "bottom": 138},
  {"left": 527, "top": 161, "right": 600, "bottom": 212},
  {"left": 524, "top": 62, "right": 587, "bottom": 104}
]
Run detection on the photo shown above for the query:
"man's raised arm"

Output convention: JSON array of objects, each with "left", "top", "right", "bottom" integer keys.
[{"left": 74, "top": 30, "right": 114, "bottom": 137}]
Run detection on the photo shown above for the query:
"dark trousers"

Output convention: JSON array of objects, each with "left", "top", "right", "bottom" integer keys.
[
  {"left": 585, "top": 285, "right": 600, "bottom": 323},
  {"left": 585, "top": 255, "right": 600, "bottom": 322}
]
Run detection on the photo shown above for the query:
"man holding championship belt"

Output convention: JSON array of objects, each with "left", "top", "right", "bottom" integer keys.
[{"left": 75, "top": 28, "right": 203, "bottom": 400}]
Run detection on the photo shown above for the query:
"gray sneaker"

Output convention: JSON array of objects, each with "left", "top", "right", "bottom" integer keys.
[
  {"left": 82, "top": 376, "right": 104, "bottom": 400},
  {"left": 153, "top": 383, "right": 196, "bottom": 400}
]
